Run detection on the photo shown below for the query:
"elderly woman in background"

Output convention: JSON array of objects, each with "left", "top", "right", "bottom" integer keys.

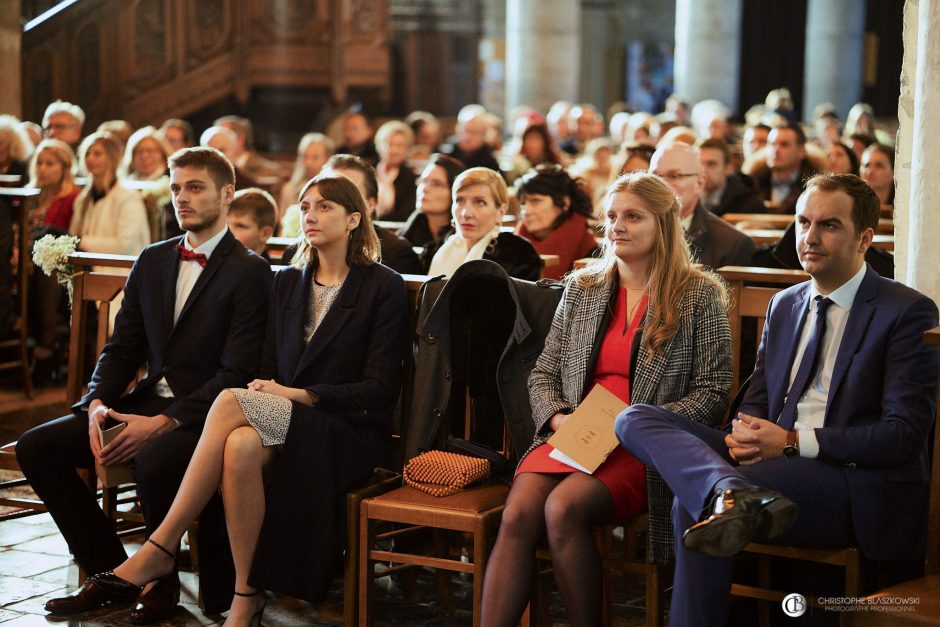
[
  {"left": 71, "top": 132, "right": 150, "bottom": 256},
  {"left": 279, "top": 133, "right": 335, "bottom": 237},
  {"left": 122, "top": 126, "right": 173, "bottom": 241},
  {"left": 374, "top": 120, "right": 416, "bottom": 221},
  {"left": 27, "top": 139, "right": 80, "bottom": 364},
  {"left": 480, "top": 172, "right": 732, "bottom": 627},
  {"left": 426, "top": 167, "right": 541, "bottom": 280},
  {"left": 515, "top": 165, "right": 598, "bottom": 280},
  {"left": 826, "top": 140, "right": 859, "bottom": 176},
  {"left": 860, "top": 142, "right": 895, "bottom": 209},
  {"left": 398, "top": 153, "right": 465, "bottom": 248}
]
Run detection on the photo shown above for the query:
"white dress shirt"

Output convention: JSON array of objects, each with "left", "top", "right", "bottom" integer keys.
[
  {"left": 785, "top": 263, "right": 867, "bottom": 457},
  {"left": 153, "top": 226, "right": 230, "bottom": 398}
]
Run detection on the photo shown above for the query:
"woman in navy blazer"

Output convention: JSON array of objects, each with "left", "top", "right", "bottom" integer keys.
[{"left": 90, "top": 174, "right": 408, "bottom": 624}]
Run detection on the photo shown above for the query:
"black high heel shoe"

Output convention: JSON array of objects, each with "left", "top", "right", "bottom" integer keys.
[
  {"left": 231, "top": 589, "right": 266, "bottom": 627},
  {"left": 127, "top": 538, "right": 181, "bottom": 625}
]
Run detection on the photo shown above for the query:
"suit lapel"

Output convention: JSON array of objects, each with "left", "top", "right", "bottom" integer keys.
[
  {"left": 280, "top": 265, "right": 310, "bottom": 381},
  {"left": 172, "top": 231, "right": 235, "bottom": 335},
  {"left": 161, "top": 237, "right": 184, "bottom": 345},
  {"left": 825, "top": 268, "right": 878, "bottom": 425},
  {"left": 770, "top": 285, "right": 811, "bottom": 419},
  {"left": 291, "top": 264, "right": 364, "bottom": 383}
]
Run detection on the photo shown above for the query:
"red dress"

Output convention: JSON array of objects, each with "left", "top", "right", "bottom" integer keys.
[{"left": 517, "top": 287, "right": 649, "bottom": 522}]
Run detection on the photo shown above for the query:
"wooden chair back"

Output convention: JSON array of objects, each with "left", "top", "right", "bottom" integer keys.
[
  {"left": 65, "top": 253, "right": 135, "bottom": 405},
  {"left": 716, "top": 266, "right": 808, "bottom": 400}
]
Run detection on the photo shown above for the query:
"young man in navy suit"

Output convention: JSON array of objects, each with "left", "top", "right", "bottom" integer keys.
[
  {"left": 17, "top": 147, "right": 272, "bottom": 621},
  {"left": 616, "top": 173, "right": 939, "bottom": 627}
]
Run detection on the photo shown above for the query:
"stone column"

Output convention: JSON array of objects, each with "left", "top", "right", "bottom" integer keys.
[
  {"left": 896, "top": 0, "right": 940, "bottom": 305},
  {"left": 0, "top": 0, "right": 21, "bottom": 118},
  {"left": 673, "top": 0, "right": 741, "bottom": 113},
  {"left": 802, "top": 0, "right": 865, "bottom": 120},
  {"left": 505, "top": 0, "right": 581, "bottom": 115},
  {"left": 579, "top": 0, "right": 615, "bottom": 112},
  {"left": 479, "top": 0, "right": 506, "bottom": 118}
]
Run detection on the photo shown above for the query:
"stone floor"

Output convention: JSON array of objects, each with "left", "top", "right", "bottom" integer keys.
[
  {"left": 0, "top": 379, "right": 654, "bottom": 626},
  {"left": 0, "top": 510, "right": 655, "bottom": 626}
]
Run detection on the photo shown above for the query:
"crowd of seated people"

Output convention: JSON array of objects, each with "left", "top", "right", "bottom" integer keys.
[{"left": 0, "top": 87, "right": 925, "bottom": 627}]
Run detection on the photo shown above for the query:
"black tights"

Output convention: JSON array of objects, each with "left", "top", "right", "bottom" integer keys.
[{"left": 480, "top": 472, "right": 616, "bottom": 627}]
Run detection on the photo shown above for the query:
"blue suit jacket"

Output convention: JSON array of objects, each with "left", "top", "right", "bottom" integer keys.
[{"left": 739, "top": 265, "right": 939, "bottom": 560}]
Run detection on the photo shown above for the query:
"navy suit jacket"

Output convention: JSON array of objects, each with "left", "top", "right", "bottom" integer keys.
[
  {"left": 76, "top": 231, "right": 272, "bottom": 430},
  {"left": 739, "top": 265, "right": 939, "bottom": 560}
]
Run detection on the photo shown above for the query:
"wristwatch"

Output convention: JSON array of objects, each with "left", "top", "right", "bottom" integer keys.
[{"left": 783, "top": 430, "right": 799, "bottom": 458}]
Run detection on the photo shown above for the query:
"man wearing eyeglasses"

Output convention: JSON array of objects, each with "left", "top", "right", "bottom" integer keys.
[
  {"left": 650, "top": 142, "right": 755, "bottom": 269},
  {"left": 41, "top": 100, "right": 84, "bottom": 149}
]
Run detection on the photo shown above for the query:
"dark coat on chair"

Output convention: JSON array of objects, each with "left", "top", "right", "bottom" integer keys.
[
  {"left": 249, "top": 261, "right": 408, "bottom": 602},
  {"left": 404, "top": 260, "right": 564, "bottom": 462}
]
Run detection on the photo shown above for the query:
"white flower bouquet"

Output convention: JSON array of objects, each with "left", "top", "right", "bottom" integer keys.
[{"left": 32, "top": 234, "right": 81, "bottom": 306}]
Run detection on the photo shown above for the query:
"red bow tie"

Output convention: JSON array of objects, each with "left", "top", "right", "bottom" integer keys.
[{"left": 176, "top": 245, "right": 208, "bottom": 267}]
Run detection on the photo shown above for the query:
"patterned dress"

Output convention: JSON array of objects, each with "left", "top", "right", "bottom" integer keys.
[{"left": 230, "top": 280, "right": 343, "bottom": 446}]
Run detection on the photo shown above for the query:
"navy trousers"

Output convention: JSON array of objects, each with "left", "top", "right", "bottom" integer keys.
[{"left": 615, "top": 404, "right": 856, "bottom": 627}]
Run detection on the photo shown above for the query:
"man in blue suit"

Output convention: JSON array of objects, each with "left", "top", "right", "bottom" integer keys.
[
  {"left": 17, "top": 147, "right": 272, "bottom": 621},
  {"left": 615, "top": 173, "right": 939, "bottom": 627}
]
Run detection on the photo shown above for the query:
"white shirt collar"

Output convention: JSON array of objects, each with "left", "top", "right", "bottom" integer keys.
[
  {"left": 184, "top": 225, "right": 229, "bottom": 259},
  {"left": 810, "top": 263, "right": 867, "bottom": 310}
]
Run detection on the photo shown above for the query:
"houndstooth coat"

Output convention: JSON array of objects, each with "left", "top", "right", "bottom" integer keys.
[{"left": 526, "top": 273, "right": 732, "bottom": 565}]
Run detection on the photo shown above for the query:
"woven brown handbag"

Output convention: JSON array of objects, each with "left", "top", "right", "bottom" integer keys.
[{"left": 403, "top": 450, "right": 491, "bottom": 497}]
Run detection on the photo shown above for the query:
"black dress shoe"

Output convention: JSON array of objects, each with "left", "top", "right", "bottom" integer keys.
[
  {"left": 45, "top": 572, "right": 141, "bottom": 615},
  {"left": 682, "top": 487, "right": 799, "bottom": 557},
  {"left": 127, "top": 570, "right": 180, "bottom": 625}
]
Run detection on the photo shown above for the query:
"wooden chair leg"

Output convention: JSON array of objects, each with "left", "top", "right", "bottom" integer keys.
[
  {"left": 758, "top": 554, "right": 771, "bottom": 627},
  {"left": 645, "top": 564, "right": 663, "bottom": 627},
  {"left": 358, "top": 504, "right": 374, "bottom": 627},
  {"left": 432, "top": 530, "right": 456, "bottom": 614}
]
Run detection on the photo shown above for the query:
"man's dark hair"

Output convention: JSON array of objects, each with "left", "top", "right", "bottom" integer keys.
[
  {"left": 804, "top": 173, "right": 880, "bottom": 234},
  {"left": 324, "top": 153, "right": 377, "bottom": 201},
  {"left": 230, "top": 187, "right": 277, "bottom": 229},
  {"left": 696, "top": 137, "right": 731, "bottom": 166},
  {"left": 168, "top": 146, "right": 236, "bottom": 190},
  {"left": 772, "top": 122, "right": 807, "bottom": 146}
]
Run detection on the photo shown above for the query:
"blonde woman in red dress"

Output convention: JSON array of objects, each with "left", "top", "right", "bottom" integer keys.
[{"left": 481, "top": 172, "right": 733, "bottom": 627}]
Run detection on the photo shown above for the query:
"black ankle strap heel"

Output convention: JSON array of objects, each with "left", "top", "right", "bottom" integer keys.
[{"left": 147, "top": 538, "right": 177, "bottom": 561}]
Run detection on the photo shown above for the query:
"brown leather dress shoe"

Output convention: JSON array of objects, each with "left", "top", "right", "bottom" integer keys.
[
  {"left": 44, "top": 572, "right": 141, "bottom": 615},
  {"left": 682, "top": 487, "right": 799, "bottom": 558},
  {"left": 127, "top": 570, "right": 180, "bottom": 625}
]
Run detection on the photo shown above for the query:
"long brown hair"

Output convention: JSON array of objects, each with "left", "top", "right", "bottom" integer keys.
[
  {"left": 291, "top": 173, "right": 381, "bottom": 269},
  {"left": 28, "top": 139, "right": 76, "bottom": 208},
  {"left": 572, "top": 172, "right": 727, "bottom": 357}
]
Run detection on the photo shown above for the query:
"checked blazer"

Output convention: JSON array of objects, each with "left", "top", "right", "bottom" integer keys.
[{"left": 527, "top": 272, "right": 733, "bottom": 565}]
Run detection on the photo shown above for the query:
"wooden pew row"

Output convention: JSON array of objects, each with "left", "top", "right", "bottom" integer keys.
[
  {"left": 741, "top": 228, "right": 894, "bottom": 252},
  {"left": 264, "top": 236, "right": 560, "bottom": 272},
  {"left": 722, "top": 213, "right": 894, "bottom": 235}
]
